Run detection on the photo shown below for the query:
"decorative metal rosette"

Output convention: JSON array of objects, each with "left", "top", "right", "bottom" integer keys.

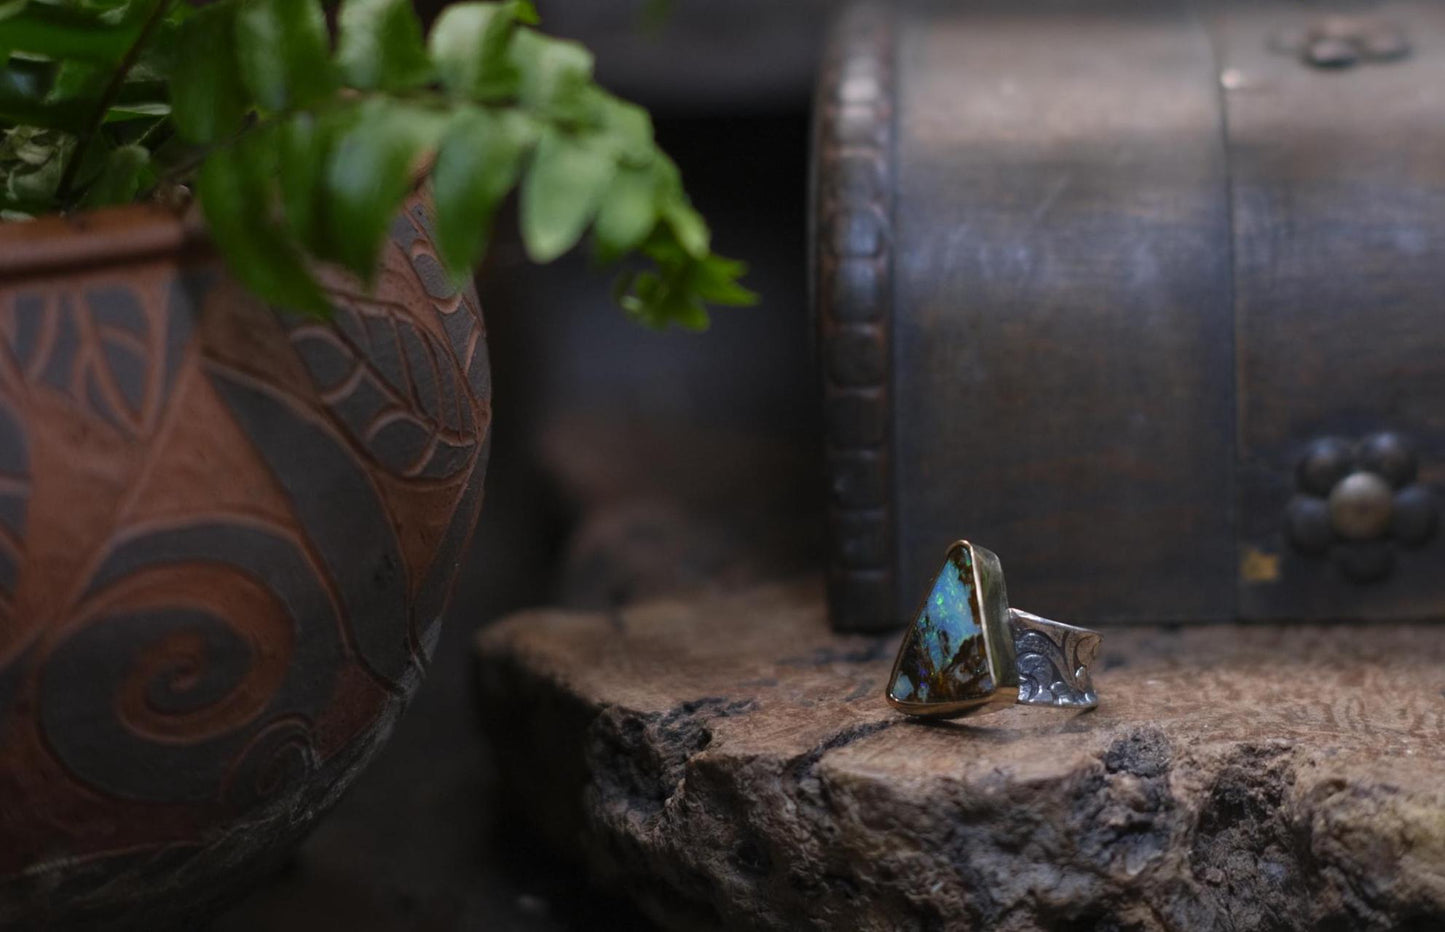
[{"left": 1286, "top": 433, "right": 1438, "bottom": 582}]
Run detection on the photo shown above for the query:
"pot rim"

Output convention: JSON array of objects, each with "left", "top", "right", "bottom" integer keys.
[{"left": 0, "top": 203, "right": 212, "bottom": 282}]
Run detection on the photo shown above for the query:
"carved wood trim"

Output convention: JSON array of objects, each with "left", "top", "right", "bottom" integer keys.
[{"left": 811, "top": 2, "right": 898, "bottom": 632}]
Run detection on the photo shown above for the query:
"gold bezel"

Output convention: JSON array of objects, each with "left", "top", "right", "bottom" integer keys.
[{"left": 885, "top": 540, "right": 1020, "bottom": 718}]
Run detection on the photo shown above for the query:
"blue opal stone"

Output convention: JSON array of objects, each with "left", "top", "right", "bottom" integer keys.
[{"left": 887, "top": 544, "right": 995, "bottom": 706}]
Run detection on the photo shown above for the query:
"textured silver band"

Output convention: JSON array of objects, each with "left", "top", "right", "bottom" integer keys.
[{"left": 1008, "top": 609, "right": 1101, "bottom": 710}]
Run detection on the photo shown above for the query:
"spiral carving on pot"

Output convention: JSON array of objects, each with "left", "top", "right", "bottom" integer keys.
[
  {"left": 38, "top": 523, "right": 343, "bottom": 803},
  {"left": 0, "top": 200, "right": 491, "bottom": 916},
  {"left": 1285, "top": 433, "right": 1438, "bottom": 582}
]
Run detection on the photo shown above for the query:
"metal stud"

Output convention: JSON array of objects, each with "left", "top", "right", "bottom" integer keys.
[{"left": 1328, "top": 472, "right": 1394, "bottom": 541}]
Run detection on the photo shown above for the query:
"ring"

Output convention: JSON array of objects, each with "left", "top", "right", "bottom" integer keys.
[{"left": 885, "top": 540, "right": 1102, "bottom": 718}]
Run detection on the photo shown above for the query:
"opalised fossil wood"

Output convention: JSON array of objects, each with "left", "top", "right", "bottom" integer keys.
[{"left": 886, "top": 544, "right": 993, "bottom": 705}]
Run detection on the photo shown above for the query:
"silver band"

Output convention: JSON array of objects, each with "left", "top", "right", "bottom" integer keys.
[{"left": 1009, "top": 609, "right": 1101, "bottom": 710}]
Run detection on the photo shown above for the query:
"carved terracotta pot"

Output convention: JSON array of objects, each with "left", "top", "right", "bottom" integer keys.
[{"left": 0, "top": 199, "right": 491, "bottom": 928}]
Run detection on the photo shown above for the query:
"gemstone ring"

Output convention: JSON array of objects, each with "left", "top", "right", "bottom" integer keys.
[{"left": 885, "top": 540, "right": 1102, "bottom": 718}]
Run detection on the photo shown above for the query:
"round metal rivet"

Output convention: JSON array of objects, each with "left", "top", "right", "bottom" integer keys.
[
  {"left": 1328, "top": 471, "right": 1394, "bottom": 540},
  {"left": 1306, "top": 37, "right": 1360, "bottom": 68},
  {"left": 1285, "top": 495, "right": 1334, "bottom": 555},
  {"left": 1358, "top": 432, "right": 1417, "bottom": 488},
  {"left": 1392, "top": 484, "right": 1439, "bottom": 547},
  {"left": 1298, "top": 437, "right": 1354, "bottom": 496}
]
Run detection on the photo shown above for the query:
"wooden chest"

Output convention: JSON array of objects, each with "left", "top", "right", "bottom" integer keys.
[{"left": 811, "top": 0, "right": 1445, "bottom": 630}]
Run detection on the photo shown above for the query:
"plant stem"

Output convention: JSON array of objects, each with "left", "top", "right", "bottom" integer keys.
[{"left": 54, "top": 0, "right": 175, "bottom": 205}]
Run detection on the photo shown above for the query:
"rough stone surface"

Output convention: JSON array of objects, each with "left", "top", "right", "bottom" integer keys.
[{"left": 474, "top": 580, "right": 1445, "bottom": 931}]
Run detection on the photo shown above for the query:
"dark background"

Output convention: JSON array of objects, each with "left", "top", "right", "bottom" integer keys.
[{"left": 214, "top": 3, "right": 829, "bottom": 929}]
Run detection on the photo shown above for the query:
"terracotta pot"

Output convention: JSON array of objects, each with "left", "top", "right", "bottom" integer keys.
[{"left": 0, "top": 199, "right": 491, "bottom": 928}]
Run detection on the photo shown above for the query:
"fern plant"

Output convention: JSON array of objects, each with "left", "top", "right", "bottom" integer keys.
[{"left": 0, "top": 0, "right": 755, "bottom": 329}]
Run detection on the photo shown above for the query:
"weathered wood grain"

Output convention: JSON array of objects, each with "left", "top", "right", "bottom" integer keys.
[
  {"left": 1223, "top": 0, "right": 1445, "bottom": 618},
  {"left": 816, "top": 0, "right": 1445, "bottom": 629},
  {"left": 475, "top": 580, "right": 1445, "bottom": 930}
]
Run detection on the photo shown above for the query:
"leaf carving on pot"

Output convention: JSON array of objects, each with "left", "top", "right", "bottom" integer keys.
[
  {"left": 0, "top": 279, "right": 194, "bottom": 439},
  {"left": 290, "top": 296, "right": 479, "bottom": 481},
  {"left": 395, "top": 204, "right": 491, "bottom": 408},
  {"left": 206, "top": 366, "right": 417, "bottom": 690}
]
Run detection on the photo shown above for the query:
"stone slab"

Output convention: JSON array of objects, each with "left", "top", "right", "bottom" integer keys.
[
  {"left": 473, "top": 577, "right": 1445, "bottom": 924},
  {"left": 474, "top": 580, "right": 1445, "bottom": 931}
]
